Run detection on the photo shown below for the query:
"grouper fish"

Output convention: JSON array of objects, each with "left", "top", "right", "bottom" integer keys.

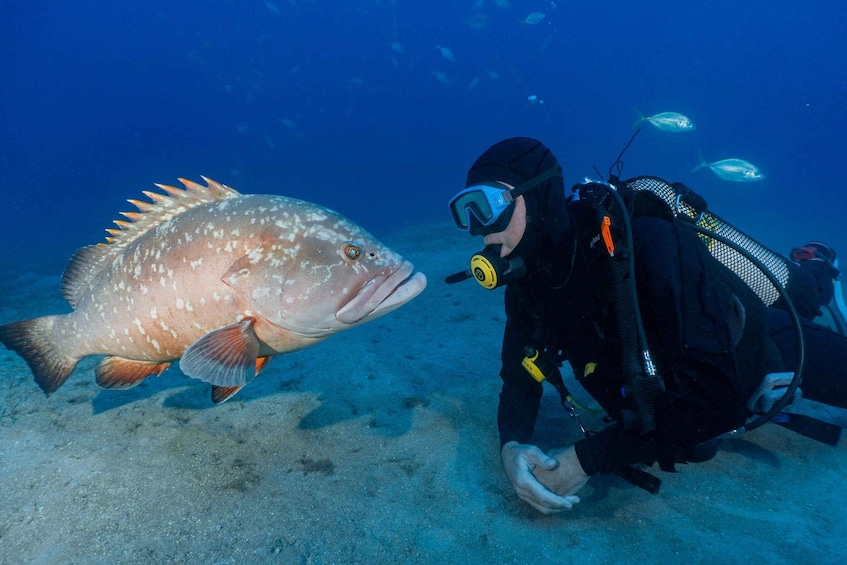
[{"left": 0, "top": 178, "right": 427, "bottom": 403}]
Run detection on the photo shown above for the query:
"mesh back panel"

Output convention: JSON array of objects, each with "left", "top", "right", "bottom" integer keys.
[{"left": 625, "top": 177, "right": 790, "bottom": 306}]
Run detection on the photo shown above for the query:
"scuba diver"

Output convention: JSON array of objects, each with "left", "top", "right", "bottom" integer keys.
[{"left": 446, "top": 136, "right": 847, "bottom": 515}]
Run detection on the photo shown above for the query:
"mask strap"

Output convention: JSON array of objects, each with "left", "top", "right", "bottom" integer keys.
[{"left": 504, "top": 166, "right": 563, "bottom": 202}]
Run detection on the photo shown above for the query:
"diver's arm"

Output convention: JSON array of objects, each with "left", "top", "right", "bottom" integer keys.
[
  {"left": 497, "top": 373, "right": 543, "bottom": 447},
  {"left": 572, "top": 361, "right": 746, "bottom": 475},
  {"left": 498, "top": 284, "right": 577, "bottom": 512},
  {"left": 573, "top": 422, "right": 658, "bottom": 475},
  {"left": 497, "top": 285, "right": 544, "bottom": 447}
]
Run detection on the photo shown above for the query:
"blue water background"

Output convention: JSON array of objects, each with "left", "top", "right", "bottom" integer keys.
[{"left": 1, "top": 0, "right": 845, "bottom": 274}]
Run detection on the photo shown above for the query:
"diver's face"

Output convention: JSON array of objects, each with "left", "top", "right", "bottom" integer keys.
[{"left": 483, "top": 188, "right": 527, "bottom": 258}]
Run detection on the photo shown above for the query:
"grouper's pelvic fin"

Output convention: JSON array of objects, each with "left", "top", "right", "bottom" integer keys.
[
  {"left": 0, "top": 316, "right": 79, "bottom": 396},
  {"left": 211, "top": 385, "right": 245, "bottom": 404},
  {"left": 210, "top": 355, "right": 276, "bottom": 404},
  {"left": 95, "top": 356, "right": 172, "bottom": 389}
]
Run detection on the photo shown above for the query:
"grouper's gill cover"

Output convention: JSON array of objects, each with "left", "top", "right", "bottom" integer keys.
[
  {"left": 0, "top": 178, "right": 427, "bottom": 403},
  {"left": 222, "top": 203, "right": 414, "bottom": 336}
]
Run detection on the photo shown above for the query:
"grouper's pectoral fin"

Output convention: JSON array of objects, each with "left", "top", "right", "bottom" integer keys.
[
  {"left": 179, "top": 318, "right": 260, "bottom": 387},
  {"left": 210, "top": 355, "right": 276, "bottom": 404},
  {"left": 95, "top": 357, "right": 171, "bottom": 389}
]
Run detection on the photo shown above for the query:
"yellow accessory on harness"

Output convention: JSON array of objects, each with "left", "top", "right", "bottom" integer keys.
[{"left": 521, "top": 347, "right": 547, "bottom": 383}]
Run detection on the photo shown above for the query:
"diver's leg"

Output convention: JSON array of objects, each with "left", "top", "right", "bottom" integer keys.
[{"left": 766, "top": 308, "right": 847, "bottom": 409}]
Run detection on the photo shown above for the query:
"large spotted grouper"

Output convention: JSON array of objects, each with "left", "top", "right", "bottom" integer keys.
[{"left": 0, "top": 178, "right": 427, "bottom": 403}]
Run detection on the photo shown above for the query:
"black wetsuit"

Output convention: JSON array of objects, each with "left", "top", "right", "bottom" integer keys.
[
  {"left": 767, "top": 309, "right": 847, "bottom": 407},
  {"left": 497, "top": 214, "right": 845, "bottom": 475}
]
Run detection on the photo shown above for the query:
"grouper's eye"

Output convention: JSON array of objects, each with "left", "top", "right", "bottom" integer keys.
[{"left": 342, "top": 243, "right": 362, "bottom": 261}]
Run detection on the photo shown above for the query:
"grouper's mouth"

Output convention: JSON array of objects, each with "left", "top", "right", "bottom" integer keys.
[{"left": 335, "top": 261, "right": 427, "bottom": 324}]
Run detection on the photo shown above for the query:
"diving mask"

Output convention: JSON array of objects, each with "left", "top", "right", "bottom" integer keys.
[
  {"left": 449, "top": 183, "right": 514, "bottom": 234},
  {"left": 449, "top": 166, "right": 563, "bottom": 235}
]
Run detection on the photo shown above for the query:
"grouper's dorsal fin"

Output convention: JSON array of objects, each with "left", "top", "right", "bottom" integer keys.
[
  {"left": 105, "top": 177, "right": 241, "bottom": 250},
  {"left": 60, "top": 177, "right": 241, "bottom": 309},
  {"left": 61, "top": 243, "right": 114, "bottom": 308}
]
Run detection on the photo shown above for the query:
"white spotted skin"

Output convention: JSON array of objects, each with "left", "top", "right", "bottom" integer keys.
[{"left": 51, "top": 194, "right": 413, "bottom": 363}]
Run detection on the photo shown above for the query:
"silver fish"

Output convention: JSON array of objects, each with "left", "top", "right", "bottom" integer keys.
[
  {"left": 265, "top": 2, "right": 280, "bottom": 15},
  {"left": 690, "top": 152, "right": 765, "bottom": 182},
  {"left": 0, "top": 178, "right": 427, "bottom": 403},
  {"left": 431, "top": 71, "right": 450, "bottom": 85},
  {"left": 436, "top": 45, "right": 455, "bottom": 63},
  {"left": 466, "top": 13, "right": 488, "bottom": 30},
  {"left": 521, "top": 12, "right": 546, "bottom": 25},
  {"left": 635, "top": 111, "right": 696, "bottom": 132}
]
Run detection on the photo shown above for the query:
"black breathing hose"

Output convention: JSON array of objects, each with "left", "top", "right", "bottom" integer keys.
[{"left": 603, "top": 184, "right": 665, "bottom": 435}]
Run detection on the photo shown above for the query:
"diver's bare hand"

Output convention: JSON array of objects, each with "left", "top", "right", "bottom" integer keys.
[
  {"left": 533, "top": 446, "right": 590, "bottom": 502},
  {"left": 500, "top": 441, "right": 581, "bottom": 515}
]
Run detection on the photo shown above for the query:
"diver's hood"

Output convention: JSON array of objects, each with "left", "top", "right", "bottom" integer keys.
[{"left": 508, "top": 188, "right": 573, "bottom": 282}]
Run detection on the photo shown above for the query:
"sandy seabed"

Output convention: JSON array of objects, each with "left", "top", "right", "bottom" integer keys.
[{"left": 0, "top": 222, "right": 844, "bottom": 564}]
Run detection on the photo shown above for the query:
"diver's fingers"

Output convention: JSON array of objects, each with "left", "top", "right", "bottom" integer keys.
[
  {"left": 522, "top": 444, "right": 560, "bottom": 472},
  {"left": 517, "top": 486, "right": 580, "bottom": 515}
]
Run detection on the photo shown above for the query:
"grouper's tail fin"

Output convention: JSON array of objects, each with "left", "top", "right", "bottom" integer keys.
[{"left": 0, "top": 316, "right": 79, "bottom": 396}]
